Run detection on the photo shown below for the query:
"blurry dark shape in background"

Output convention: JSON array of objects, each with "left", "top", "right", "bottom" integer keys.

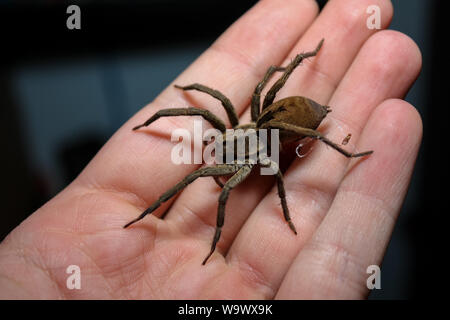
[
  {"left": 0, "top": 0, "right": 446, "bottom": 299},
  {"left": 58, "top": 133, "right": 105, "bottom": 184}
]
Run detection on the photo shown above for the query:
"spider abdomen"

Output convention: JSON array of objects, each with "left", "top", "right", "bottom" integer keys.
[
  {"left": 256, "top": 96, "right": 331, "bottom": 142},
  {"left": 257, "top": 96, "right": 330, "bottom": 129}
]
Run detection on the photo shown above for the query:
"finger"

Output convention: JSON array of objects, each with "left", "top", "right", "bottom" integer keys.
[
  {"left": 264, "top": 0, "right": 393, "bottom": 103},
  {"left": 166, "top": 0, "right": 394, "bottom": 261},
  {"left": 238, "top": 0, "right": 395, "bottom": 124},
  {"left": 74, "top": 0, "right": 319, "bottom": 223},
  {"left": 227, "top": 30, "right": 421, "bottom": 297},
  {"left": 276, "top": 99, "right": 422, "bottom": 299}
]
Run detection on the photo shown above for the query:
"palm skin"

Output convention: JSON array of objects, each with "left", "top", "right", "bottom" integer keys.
[{"left": 0, "top": 0, "right": 422, "bottom": 299}]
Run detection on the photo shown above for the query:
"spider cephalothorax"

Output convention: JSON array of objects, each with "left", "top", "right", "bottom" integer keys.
[{"left": 124, "top": 39, "right": 373, "bottom": 265}]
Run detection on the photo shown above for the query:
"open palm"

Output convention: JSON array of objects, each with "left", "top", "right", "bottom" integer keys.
[{"left": 0, "top": 0, "right": 422, "bottom": 299}]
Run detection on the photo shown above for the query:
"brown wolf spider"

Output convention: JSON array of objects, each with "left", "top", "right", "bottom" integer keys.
[{"left": 124, "top": 39, "right": 373, "bottom": 265}]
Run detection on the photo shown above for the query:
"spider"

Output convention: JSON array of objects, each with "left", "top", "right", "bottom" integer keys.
[{"left": 123, "top": 39, "right": 373, "bottom": 265}]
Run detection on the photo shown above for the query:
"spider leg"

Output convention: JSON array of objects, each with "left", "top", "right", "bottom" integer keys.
[
  {"left": 123, "top": 164, "right": 241, "bottom": 228},
  {"left": 261, "top": 120, "right": 373, "bottom": 158},
  {"left": 262, "top": 39, "right": 324, "bottom": 110},
  {"left": 260, "top": 159, "right": 297, "bottom": 235},
  {"left": 133, "top": 107, "right": 226, "bottom": 132},
  {"left": 202, "top": 164, "right": 254, "bottom": 265},
  {"left": 213, "top": 176, "right": 225, "bottom": 188},
  {"left": 174, "top": 83, "right": 239, "bottom": 128},
  {"left": 251, "top": 65, "right": 286, "bottom": 122}
]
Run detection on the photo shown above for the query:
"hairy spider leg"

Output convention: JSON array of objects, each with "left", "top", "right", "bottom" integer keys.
[
  {"left": 260, "top": 159, "right": 297, "bottom": 235},
  {"left": 174, "top": 83, "right": 239, "bottom": 128},
  {"left": 213, "top": 176, "right": 225, "bottom": 188},
  {"left": 251, "top": 65, "right": 286, "bottom": 122},
  {"left": 262, "top": 39, "right": 324, "bottom": 110},
  {"left": 123, "top": 164, "right": 242, "bottom": 228},
  {"left": 261, "top": 120, "right": 373, "bottom": 158},
  {"left": 202, "top": 164, "right": 254, "bottom": 265},
  {"left": 132, "top": 107, "right": 227, "bottom": 132}
]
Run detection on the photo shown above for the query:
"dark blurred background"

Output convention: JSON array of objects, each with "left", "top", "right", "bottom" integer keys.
[{"left": 0, "top": 0, "right": 446, "bottom": 299}]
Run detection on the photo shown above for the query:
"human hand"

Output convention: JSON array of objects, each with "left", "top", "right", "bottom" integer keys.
[{"left": 0, "top": 0, "right": 422, "bottom": 299}]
